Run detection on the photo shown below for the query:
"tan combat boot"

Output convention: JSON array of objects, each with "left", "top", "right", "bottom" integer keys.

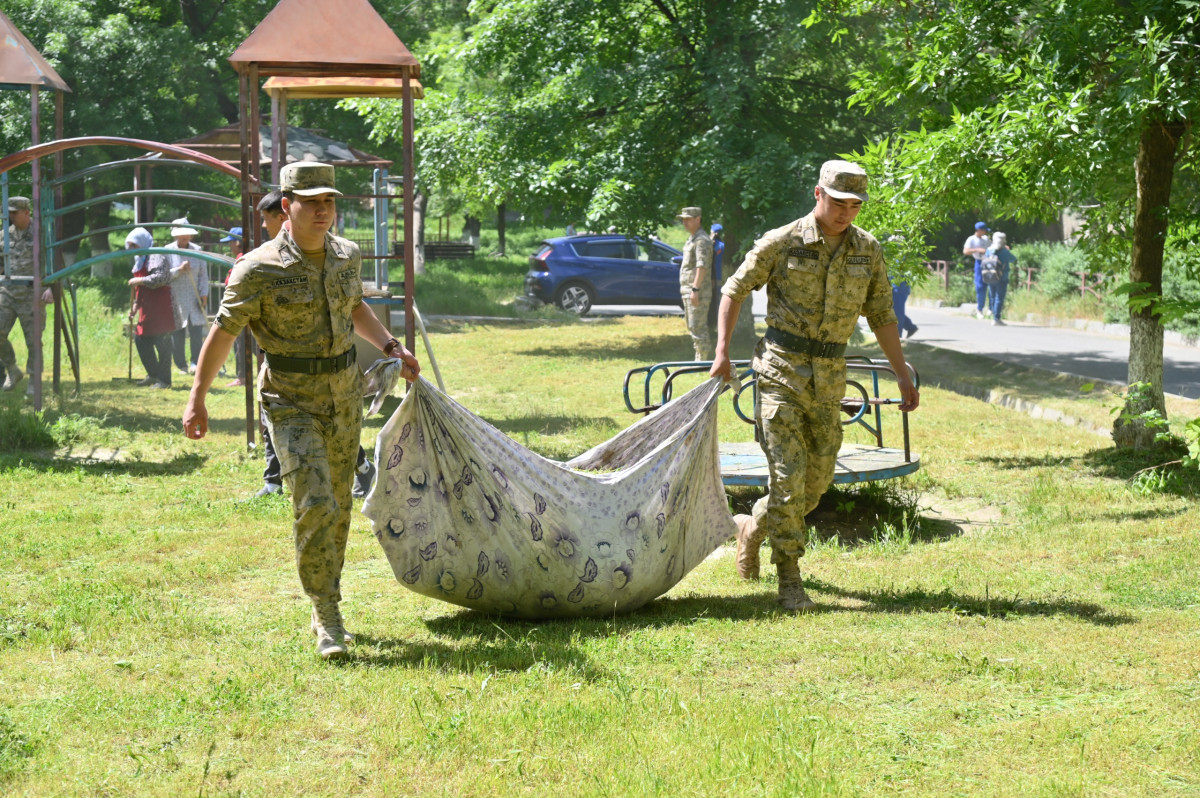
[
  {"left": 776, "top": 557, "right": 817, "bottom": 613},
  {"left": 312, "top": 600, "right": 349, "bottom": 659},
  {"left": 311, "top": 605, "right": 354, "bottom": 644},
  {"left": 733, "top": 514, "right": 768, "bottom": 580}
]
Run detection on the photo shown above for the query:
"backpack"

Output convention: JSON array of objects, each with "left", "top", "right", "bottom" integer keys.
[{"left": 980, "top": 250, "right": 1003, "bottom": 285}]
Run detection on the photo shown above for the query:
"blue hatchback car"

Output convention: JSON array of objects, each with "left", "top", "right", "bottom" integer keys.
[{"left": 524, "top": 234, "right": 683, "bottom": 314}]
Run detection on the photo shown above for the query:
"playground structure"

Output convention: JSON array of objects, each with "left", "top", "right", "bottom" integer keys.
[
  {"left": 0, "top": 0, "right": 424, "bottom": 440},
  {"left": 623, "top": 358, "right": 920, "bottom": 488}
]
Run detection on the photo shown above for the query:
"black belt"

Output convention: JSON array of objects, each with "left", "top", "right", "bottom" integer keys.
[
  {"left": 266, "top": 346, "right": 357, "bottom": 374},
  {"left": 764, "top": 327, "right": 846, "bottom": 358}
]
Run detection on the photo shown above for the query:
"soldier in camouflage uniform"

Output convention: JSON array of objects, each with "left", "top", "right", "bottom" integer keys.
[
  {"left": 183, "top": 163, "right": 421, "bottom": 659},
  {"left": 1, "top": 196, "right": 46, "bottom": 393},
  {"left": 710, "top": 161, "right": 919, "bottom": 612},
  {"left": 677, "top": 207, "right": 714, "bottom": 360}
]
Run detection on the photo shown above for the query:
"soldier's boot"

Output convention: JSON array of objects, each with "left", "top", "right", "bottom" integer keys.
[
  {"left": 311, "top": 600, "right": 349, "bottom": 659},
  {"left": 312, "top": 604, "right": 355, "bottom": 645},
  {"left": 352, "top": 458, "right": 376, "bottom": 499},
  {"left": 2, "top": 366, "right": 23, "bottom": 392},
  {"left": 733, "top": 514, "right": 768, "bottom": 580},
  {"left": 776, "top": 557, "right": 817, "bottom": 613}
]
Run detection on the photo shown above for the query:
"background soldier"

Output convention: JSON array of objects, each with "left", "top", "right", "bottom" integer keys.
[
  {"left": 1, "top": 196, "right": 51, "bottom": 394},
  {"left": 677, "top": 206, "right": 714, "bottom": 360},
  {"left": 710, "top": 160, "right": 920, "bottom": 612},
  {"left": 183, "top": 162, "right": 420, "bottom": 659}
]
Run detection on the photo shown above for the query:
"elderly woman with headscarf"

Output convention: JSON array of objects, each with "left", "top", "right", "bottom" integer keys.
[
  {"left": 126, "top": 227, "right": 178, "bottom": 388},
  {"left": 161, "top": 218, "right": 208, "bottom": 375}
]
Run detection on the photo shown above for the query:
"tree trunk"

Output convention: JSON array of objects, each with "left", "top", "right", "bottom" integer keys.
[
  {"left": 413, "top": 192, "right": 427, "bottom": 276},
  {"left": 1113, "top": 118, "right": 1183, "bottom": 448},
  {"left": 86, "top": 198, "right": 113, "bottom": 277},
  {"left": 497, "top": 203, "right": 507, "bottom": 257},
  {"left": 462, "top": 214, "right": 481, "bottom": 249},
  {"left": 724, "top": 206, "right": 759, "bottom": 355}
]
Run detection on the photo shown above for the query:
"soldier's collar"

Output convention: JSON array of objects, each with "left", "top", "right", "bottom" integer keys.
[
  {"left": 277, "top": 232, "right": 303, "bottom": 268},
  {"left": 327, "top": 234, "right": 351, "bottom": 259},
  {"left": 278, "top": 231, "right": 350, "bottom": 267},
  {"left": 797, "top": 215, "right": 861, "bottom": 247}
]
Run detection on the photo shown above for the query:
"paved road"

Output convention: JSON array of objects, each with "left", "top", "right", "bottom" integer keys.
[
  {"left": 585, "top": 292, "right": 1200, "bottom": 399},
  {"left": 899, "top": 303, "right": 1200, "bottom": 399}
]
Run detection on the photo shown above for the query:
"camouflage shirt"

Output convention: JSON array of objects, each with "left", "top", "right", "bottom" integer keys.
[
  {"left": 721, "top": 211, "right": 897, "bottom": 399},
  {"left": 215, "top": 229, "right": 364, "bottom": 417},
  {"left": 1, "top": 223, "right": 35, "bottom": 299},
  {"left": 679, "top": 229, "right": 713, "bottom": 289}
]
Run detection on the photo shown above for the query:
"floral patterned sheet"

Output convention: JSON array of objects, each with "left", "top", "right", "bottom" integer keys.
[{"left": 362, "top": 376, "right": 737, "bottom": 619}]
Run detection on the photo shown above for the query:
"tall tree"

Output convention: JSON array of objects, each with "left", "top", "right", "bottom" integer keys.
[
  {"left": 353, "top": 0, "right": 893, "bottom": 265},
  {"left": 818, "top": 0, "right": 1200, "bottom": 448}
]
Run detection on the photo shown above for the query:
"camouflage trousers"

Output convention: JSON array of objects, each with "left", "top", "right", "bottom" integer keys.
[
  {"left": 751, "top": 373, "right": 843, "bottom": 563},
  {"left": 265, "top": 398, "right": 363, "bottom": 604},
  {"left": 683, "top": 286, "right": 713, "bottom": 360},
  {"left": 0, "top": 289, "right": 35, "bottom": 373}
]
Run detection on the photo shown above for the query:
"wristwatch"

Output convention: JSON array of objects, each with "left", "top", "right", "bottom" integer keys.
[{"left": 382, "top": 337, "right": 401, "bottom": 357}]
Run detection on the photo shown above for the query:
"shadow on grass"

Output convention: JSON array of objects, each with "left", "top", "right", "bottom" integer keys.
[
  {"left": 981, "top": 445, "right": 1200, "bottom": 499},
  {"left": 519, "top": 332, "right": 690, "bottom": 365},
  {"left": 343, "top": 572, "right": 1133, "bottom": 672},
  {"left": 0, "top": 451, "right": 207, "bottom": 477},
  {"left": 344, "top": 632, "right": 612, "bottom": 680},
  {"left": 805, "top": 578, "right": 1136, "bottom": 626}
]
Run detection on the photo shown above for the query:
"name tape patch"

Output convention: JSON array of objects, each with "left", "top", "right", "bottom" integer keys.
[
  {"left": 272, "top": 276, "right": 309, "bottom": 288},
  {"left": 337, "top": 268, "right": 358, "bottom": 281},
  {"left": 788, "top": 247, "right": 820, "bottom": 259},
  {"left": 846, "top": 256, "right": 871, "bottom": 265}
]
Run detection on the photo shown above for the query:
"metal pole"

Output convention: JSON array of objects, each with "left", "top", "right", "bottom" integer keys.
[
  {"left": 31, "top": 86, "right": 43, "bottom": 409},
  {"left": 238, "top": 69, "right": 255, "bottom": 448},
  {"left": 402, "top": 73, "right": 416, "bottom": 354},
  {"left": 53, "top": 91, "right": 65, "bottom": 394}
]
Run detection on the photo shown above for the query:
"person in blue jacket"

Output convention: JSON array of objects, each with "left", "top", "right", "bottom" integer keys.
[{"left": 707, "top": 223, "right": 725, "bottom": 333}]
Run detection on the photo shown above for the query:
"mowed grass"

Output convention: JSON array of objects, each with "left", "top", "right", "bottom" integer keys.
[{"left": 1, "top": 291, "right": 1199, "bottom": 796}]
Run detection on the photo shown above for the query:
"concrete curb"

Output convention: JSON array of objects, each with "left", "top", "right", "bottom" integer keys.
[{"left": 928, "top": 376, "right": 1112, "bottom": 438}]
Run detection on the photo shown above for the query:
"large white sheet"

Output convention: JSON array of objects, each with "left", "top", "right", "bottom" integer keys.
[{"left": 363, "top": 376, "right": 737, "bottom": 619}]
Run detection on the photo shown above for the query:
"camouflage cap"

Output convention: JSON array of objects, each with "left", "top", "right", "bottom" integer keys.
[
  {"left": 281, "top": 161, "right": 342, "bottom": 197},
  {"left": 7, "top": 196, "right": 30, "bottom": 212},
  {"left": 818, "top": 160, "right": 869, "bottom": 202},
  {"left": 676, "top": 206, "right": 702, "bottom": 219}
]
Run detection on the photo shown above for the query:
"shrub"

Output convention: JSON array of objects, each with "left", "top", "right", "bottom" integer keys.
[
  {"left": 0, "top": 407, "right": 54, "bottom": 451},
  {"left": 1011, "top": 241, "right": 1089, "bottom": 301}
]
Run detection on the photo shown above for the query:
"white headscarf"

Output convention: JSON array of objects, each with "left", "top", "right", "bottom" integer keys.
[{"left": 126, "top": 227, "right": 153, "bottom": 273}]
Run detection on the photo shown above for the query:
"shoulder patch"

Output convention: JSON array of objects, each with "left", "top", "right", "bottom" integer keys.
[
  {"left": 788, "top": 247, "right": 820, "bottom": 259},
  {"left": 846, "top": 255, "right": 871, "bottom": 265},
  {"left": 272, "top": 276, "right": 309, "bottom": 288}
]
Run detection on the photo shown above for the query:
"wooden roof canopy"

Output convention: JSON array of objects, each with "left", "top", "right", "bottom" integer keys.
[
  {"left": 228, "top": 0, "right": 421, "bottom": 79},
  {"left": 0, "top": 9, "right": 71, "bottom": 91},
  {"left": 262, "top": 76, "right": 425, "bottom": 100}
]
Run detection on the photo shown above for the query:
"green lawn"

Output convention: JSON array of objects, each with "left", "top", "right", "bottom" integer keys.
[{"left": 1, "top": 289, "right": 1199, "bottom": 796}]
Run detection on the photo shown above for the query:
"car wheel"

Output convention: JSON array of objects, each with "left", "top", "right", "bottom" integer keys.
[{"left": 555, "top": 282, "right": 594, "bottom": 315}]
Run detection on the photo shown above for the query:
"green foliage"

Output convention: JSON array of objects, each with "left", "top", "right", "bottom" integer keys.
[
  {"left": 0, "top": 407, "right": 54, "bottom": 452},
  {"left": 353, "top": 0, "right": 894, "bottom": 250},
  {"left": 1011, "top": 242, "right": 1090, "bottom": 302}
]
